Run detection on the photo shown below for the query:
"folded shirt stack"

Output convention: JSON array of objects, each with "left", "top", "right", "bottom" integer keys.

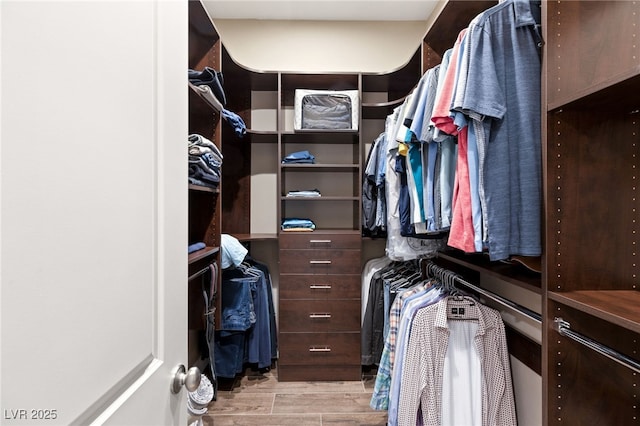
[
  {"left": 281, "top": 218, "right": 316, "bottom": 232},
  {"left": 188, "top": 134, "right": 223, "bottom": 189},
  {"left": 188, "top": 68, "right": 246, "bottom": 138},
  {"left": 281, "top": 150, "right": 315, "bottom": 164},
  {"left": 286, "top": 189, "right": 321, "bottom": 197}
]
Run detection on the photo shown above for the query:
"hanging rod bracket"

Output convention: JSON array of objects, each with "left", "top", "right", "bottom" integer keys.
[
  {"left": 552, "top": 317, "right": 640, "bottom": 375},
  {"left": 553, "top": 317, "right": 570, "bottom": 335}
]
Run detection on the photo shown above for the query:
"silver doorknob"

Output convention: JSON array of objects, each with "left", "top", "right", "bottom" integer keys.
[{"left": 171, "top": 364, "right": 201, "bottom": 394}]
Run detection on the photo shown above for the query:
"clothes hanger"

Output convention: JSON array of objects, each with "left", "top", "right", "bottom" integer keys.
[{"left": 236, "top": 261, "right": 261, "bottom": 280}]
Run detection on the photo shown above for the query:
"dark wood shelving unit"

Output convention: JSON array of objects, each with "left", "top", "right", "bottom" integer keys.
[
  {"left": 543, "top": 1, "right": 640, "bottom": 424},
  {"left": 188, "top": 0, "right": 223, "bottom": 370}
]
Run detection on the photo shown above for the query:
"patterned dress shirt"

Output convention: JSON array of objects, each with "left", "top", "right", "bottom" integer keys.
[{"left": 397, "top": 297, "right": 517, "bottom": 426}]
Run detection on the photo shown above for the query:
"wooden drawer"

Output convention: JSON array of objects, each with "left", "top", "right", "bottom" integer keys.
[
  {"left": 277, "top": 364, "right": 361, "bottom": 382},
  {"left": 279, "top": 299, "right": 360, "bottom": 332},
  {"left": 278, "top": 332, "right": 360, "bottom": 365},
  {"left": 279, "top": 249, "right": 360, "bottom": 274},
  {"left": 279, "top": 274, "right": 360, "bottom": 299},
  {"left": 279, "top": 232, "right": 361, "bottom": 250}
]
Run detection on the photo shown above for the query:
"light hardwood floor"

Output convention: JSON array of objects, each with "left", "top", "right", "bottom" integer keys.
[{"left": 202, "top": 366, "right": 388, "bottom": 425}]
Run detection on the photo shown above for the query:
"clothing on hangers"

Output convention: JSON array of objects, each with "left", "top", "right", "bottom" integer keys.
[
  {"left": 396, "top": 297, "right": 516, "bottom": 425},
  {"left": 361, "top": 258, "right": 424, "bottom": 366},
  {"left": 214, "top": 249, "right": 276, "bottom": 378},
  {"left": 371, "top": 260, "right": 516, "bottom": 426},
  {"left": 374, "top": 0, "right": 542, "bottom": 263},
  {"left": 370, "top": 278, "right": 441, "bottom": 411}
]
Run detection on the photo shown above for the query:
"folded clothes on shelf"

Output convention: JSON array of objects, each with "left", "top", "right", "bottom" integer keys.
[
  {"left": 188, "top": 67, "right": 226, "bottom": 106},
  {"left": 286, "top": 189, "right": 321, "bottom": 197},
  {"left": 281, "top": 218, "right": 316, "bottom": 231},
  {"left": 188, "top": 241, "right": 206, "bottom": 254},
  {"left": 281, "top": 150, "right": 315, "bottom": 164},
  {"left": 188, "top": 134, "right": 222, "bottom": 189}
]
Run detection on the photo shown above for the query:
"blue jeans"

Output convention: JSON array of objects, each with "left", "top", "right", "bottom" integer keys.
[
  {"left": 220, "top": 275, "right": 255, "bottom": 332},
  {"left": 215, "top": 273, "right": 255, "bottom": 378},
  {"left": 245, "top": 269, "right": 272, "bottom": 369},
  {"left": 214, "top": 331, "right": 245, "bottom": 378}
]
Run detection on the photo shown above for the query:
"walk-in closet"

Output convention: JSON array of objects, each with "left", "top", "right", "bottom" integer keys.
[
  {"left": 186, "top": 0, "right": 640, "bottom": 424},
  {"left": 2, "top": 0, "right": 638, "bottom": 424}
]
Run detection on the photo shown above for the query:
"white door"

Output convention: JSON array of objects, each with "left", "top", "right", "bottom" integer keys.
[{"left": 1, "top": 1, "right": 191, "bottom": 425}]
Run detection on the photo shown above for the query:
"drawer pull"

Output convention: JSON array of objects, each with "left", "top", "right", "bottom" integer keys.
[
  {"left": 309, "top": 260, "right": 332, "bottom": 265},
  {"left": 309, "top": 313, "right": 332, "bottom": 319},
  {"left": 309, "top": 346, "right": 331, "bottom": 353},
  {"left": 309, "top": 284, "right": 332, "bottom": 289},
  {"left": 309, "top": 239, "right": 332, "bottom": 244}
]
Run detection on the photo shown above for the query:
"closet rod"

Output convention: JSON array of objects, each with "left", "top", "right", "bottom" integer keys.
[
  {"left": 188, "top": 265, "right": 211, "bottom": 281},
  {"left": 445, "top": 269, "right": 542, "bottom": 324},
  {"left": 553, "top": 317, "right": 640, "bottom": 375}
]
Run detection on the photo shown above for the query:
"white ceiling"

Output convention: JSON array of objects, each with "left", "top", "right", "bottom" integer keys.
[
  {"left": 203, "top": 0, "right": 442, "bottom": 21},
  {"left": 200, "top": 0, "right": 445, "bottom": 73}
]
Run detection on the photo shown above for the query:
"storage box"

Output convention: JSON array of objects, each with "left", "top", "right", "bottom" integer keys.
[{"left": 294, "top": 89, "right": 359, "bottom": 131}]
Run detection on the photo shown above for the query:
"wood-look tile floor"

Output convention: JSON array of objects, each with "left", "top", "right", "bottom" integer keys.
[{"left": 202, "top": 366, "right": 388, "bottom": 425}]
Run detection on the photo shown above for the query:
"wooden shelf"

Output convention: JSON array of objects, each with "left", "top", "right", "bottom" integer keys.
[
  {"left": 548, "top": 290, "right": 640, "bottom": 335},
  {"left": 246, "top": 129, "right": 278, "bottom": 139},
  {"left": 437, "top": 250, "right": 542, "bottom": 294},
  {"left": 361, "top": 98, "right": 407, "bottom": 120},
  {"left": 231, "top": 233, "right": 278, "bottom": 242},
  {"left": 188, "top": 82, "right": 223, "bottom": 112},
  {"left": 280, "top": 73, "right": 359, "bottom": 91},
  {"left": 189, "top": 183, "right": 219, "bottom": 193},
  {"left": 547, "top": 71, "right": 640, "bottom": 112},
  {"left": 281, "top": 196, "right": 359, "bottom": 201},
  {"left": 361, "top": 98, "right": 407, "bottom": 109},
  {"left": 280, "top": 131, "right": 358, "bottom": 144},
  {"left": 283, "top": 129, "right": 359, "bottom": 135},
  {"left": 279, "top": 229, "right": 361, "bottom": 236},
  {"left": 281, "top": 163, "right": 359, "bottom": 171},
  {"left": 188, "top": 246, "right": 220, "bottom": 281},
  {"left": 188, "top": 246, "right": 219, "bottom": 265},
  {"left": 423, "top": 1, "right": 497, "bottom": 56}
]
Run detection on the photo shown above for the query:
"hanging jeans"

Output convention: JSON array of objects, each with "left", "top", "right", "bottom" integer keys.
[
  {"left": 214, "top": 274, "right": 256, "bottom": 378},
  {"left": 245, "top": 269, "right": 272, "bottom": 369}
]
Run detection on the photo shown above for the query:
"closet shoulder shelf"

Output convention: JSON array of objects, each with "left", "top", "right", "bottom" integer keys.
[
  {"left": 437, "top": 250, "right": 542, "bottom": 294},
  {"left": 361, "top": 97, "right": 407, "bottom": 109},
  {"left": 548, "top": 290, "right": 640, "bottom": 334}
]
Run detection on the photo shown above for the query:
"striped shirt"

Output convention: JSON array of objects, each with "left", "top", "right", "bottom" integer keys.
[{"left": 369, "top": 280, "right": 435, "bottom": 410}]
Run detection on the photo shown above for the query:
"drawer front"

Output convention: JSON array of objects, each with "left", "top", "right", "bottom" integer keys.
[
  {"left": 279, "top": 249, "right": 360, "bottom": 274},
  {"left": 279, "top": 299, "right": 360, "bottom": 332},
  {"left": 277, "top": 364, "right": 361, "bottom": 382},
  {"left": 278, "top": 332, "right": 360, "bottom": 365},
  {"left": 279, "top": 233, "right": 360, "bottom": 250},
  {"left": 279, "top": 274, "right": 360, "bottom": 299}
]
